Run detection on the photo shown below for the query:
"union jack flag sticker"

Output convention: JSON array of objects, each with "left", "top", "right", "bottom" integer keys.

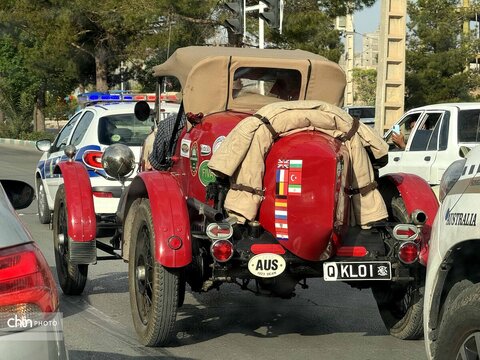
[{"left": 277, "top": 159, "right": 290, "bottom": 169}]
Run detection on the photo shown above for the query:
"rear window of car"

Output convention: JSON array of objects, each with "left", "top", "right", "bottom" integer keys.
[
  {"left": 98, "top": 114, "right": 155, "bottom": 146},
  {"left": 348, "top": 107, "right": 375, "bottom": 119},
  {"left": 458, "top": 110, "right": 480, "bottom": 143},
  {"left": 232, "top": 67, "right": 302, "bottom": 101}
]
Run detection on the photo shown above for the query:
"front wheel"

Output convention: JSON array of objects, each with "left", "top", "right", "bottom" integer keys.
[
  {"left": 372, "top": 195, "right": 424, "bottom": 340},
  {"left": 434, "top": 283, "right": 480, "bottom": 360},
  {"left": 53, "top": 184, "right": 88, "bottom": 295},
  {"left": 37, "top": 180, "right": 51, "bottom": 224},
  {"left": 128, "top": 198, "right": 183, "bottom": 346}
]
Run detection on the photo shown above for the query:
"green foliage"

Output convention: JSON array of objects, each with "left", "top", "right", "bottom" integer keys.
[
  {"left": 353, "top": 68, "right": 377, "bottom": 105},
  {"left": 0, "top": 0, "right": 380, "bottom": 138},
  {"left": 268, "top": 0, "right": 342, "bottom": 61},
  {"left": 406, "top": 0, "right": 480, "bottom": 108}
]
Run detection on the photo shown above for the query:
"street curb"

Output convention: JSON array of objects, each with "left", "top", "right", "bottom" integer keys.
[{"left": 0, "top": 138, "right": 36, "bottom": 148}]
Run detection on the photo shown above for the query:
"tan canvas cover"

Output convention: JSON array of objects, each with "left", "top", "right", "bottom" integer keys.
[
  {"left": 152, "top": 46, "right": 345, "bottom": 115},
  {"left": 208, "top": 100, "right": 389, "bottom": 225}
]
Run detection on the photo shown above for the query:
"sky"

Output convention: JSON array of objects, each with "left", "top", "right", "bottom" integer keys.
[{"left": 354, "top": 1, "right": 381, "bottom": 51}]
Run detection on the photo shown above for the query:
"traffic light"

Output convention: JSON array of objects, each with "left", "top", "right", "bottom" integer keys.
[
  {"left": 224, "top": 1, "right": 244, "bottom": 35},
  {"left": 259, "top": 0, "right": 280, "bottom": 29}
]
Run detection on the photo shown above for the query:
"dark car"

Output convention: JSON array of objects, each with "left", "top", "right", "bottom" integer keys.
[{"left": 0, "top": 179, "right": 67, "bottom": 359}]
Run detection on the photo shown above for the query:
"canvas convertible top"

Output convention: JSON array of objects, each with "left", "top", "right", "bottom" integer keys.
[{"left": 152, "top": 46, "right": 346, "bottom": 115}]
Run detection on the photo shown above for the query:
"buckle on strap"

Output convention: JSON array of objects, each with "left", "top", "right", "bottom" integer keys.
[
  {"left": 253, "top": 113, "right": 280, "bottom": 141},
  {"left": 346, "top": 181, "right": 378, "bottom": 197},
  {"left": 231, "top": 183, "right": 265, "bottom": 197},
  {"left": 338, "top": 116, "right": 360, "bottom": 142}
]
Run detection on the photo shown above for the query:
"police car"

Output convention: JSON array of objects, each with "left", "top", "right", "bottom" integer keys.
[
  {"left": 424, "top": 144, "right": 480, "bottom": 359},
  {"left": 34, "top": 93, "right": 180, "bottom": 224}
]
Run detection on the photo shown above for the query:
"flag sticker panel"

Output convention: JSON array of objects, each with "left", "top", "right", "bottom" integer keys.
[{"left": 274, "top": 159, "right": 303, "bottom": 240}]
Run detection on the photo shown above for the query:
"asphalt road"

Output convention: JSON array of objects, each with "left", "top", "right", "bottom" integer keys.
[{"left": 0, "top": 143, "right": 427, "bottom": 360}]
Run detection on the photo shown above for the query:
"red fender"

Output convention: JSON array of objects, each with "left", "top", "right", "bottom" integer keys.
[
  {"left": 126, "top": 172, "right": 191, "bottom": 268},
  {"left": 381, "top": 173, "right": 439, "bottom": 265},
  {"left": 54, "top": 161, "right": 96, "bottom": 242}
]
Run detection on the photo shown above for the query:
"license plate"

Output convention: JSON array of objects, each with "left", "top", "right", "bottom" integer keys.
[{"left": 323, "top": 261, "right": 391, "bottom": 281}]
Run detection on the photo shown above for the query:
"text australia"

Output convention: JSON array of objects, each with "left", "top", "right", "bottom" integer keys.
[{"left": 445, "top": 212, "right": 477, "bottom": 226}]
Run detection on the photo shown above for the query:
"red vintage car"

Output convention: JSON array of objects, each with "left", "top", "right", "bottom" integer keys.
[{"left": 52, "top": 46, "right": 438, "bottom": 347}]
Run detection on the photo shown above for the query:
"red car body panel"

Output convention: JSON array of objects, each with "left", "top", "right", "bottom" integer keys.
[
  {"left": 259, "top": 132, "right": 350, "bottom": 261},
  {"left": 55, "top": 161, "right": 96, "bottom": 242},
  {"left": 170, "top": 111, "right": 351, "bottom": 262},
  {"left": 135, "top": 171, "right": 192, "bottom": 268},
  {"left": 381, "top": 173, "right": 439, "bottom": 265},
  {"left": 171, "top": 111, "right": 249, "bottom": 201}
]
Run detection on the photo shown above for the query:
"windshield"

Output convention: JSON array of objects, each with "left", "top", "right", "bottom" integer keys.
[
  {"left": 98, "top": 114, "right": 156, "bottom": 146},
  {"left": 458, "top": 109, "right": 480, "bottom": 143}
]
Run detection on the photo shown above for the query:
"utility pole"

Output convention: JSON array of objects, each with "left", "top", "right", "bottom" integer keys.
[
  {"left": 374, "top": 0, "right": 407, "bottom": 134},
  {"left": 344, "top": 13, "right": 355, "bottom": 106}
]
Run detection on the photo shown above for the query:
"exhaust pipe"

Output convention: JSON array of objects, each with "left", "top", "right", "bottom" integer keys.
[
  {"left": 411, "top": 209, "right": 427, "bottom": 225},
  {"left": 187, "top": 198, "right": 224, "bottom": 222}
]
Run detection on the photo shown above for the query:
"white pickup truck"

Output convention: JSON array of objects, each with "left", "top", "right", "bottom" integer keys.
[{"left": 380, "top": 103, "right": 480, "bottom": 192}]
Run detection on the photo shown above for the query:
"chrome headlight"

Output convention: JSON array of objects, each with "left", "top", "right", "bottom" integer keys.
[
  {"left": 439, "top": 159, "right": 466, "bottom": 202},
  {"left": 101, "top": 144, "right": 135, "bottom": 179}
]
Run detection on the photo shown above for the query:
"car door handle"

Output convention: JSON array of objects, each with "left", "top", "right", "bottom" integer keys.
[
  {"left": 393, "top": 157, "right": 400, "bottom": 162},
  {"left": 424, "top": 156, "right": 431, "bottom": 161}
]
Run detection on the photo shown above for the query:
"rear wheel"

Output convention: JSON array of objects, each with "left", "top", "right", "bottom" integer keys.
[
  {"left": 53, "top": 185, "right": 88, "bottom": 295},
  {"left": 37, "top": 180, "right": 51, "bottom": 224},
  {"left": 129, "top": 198, "right": 183, "bottom": 346},
  {"left": 372, "top": 195, "right": 424, "bottom": 340}
]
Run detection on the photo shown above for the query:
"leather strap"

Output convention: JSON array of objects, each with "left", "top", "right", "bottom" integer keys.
[
  {"left": 346, "top": 181, "right": 378, "bottom": 197},
  {"left": 339, "top": 116, "right": 360, "bottom": 142},
  {"left": 253, "top": 113, "right": 280, "bottom": 141},
  {"left": 231, "top": 183, "right": 265, "bottom": 197}
]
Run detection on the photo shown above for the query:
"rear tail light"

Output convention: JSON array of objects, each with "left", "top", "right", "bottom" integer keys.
[
  {"left": 211, "top": 240, "right": 234, "bottom": 262},
  {"left": 0, "top": 243, "right": 58, "bottom": 327},
  {"left": 398, "top": 241, "right": 419, "bottom": 264},
  {"left": 83, "top": 150, "right": 104, "bottom": 169},
  {"left": 336, "top": 246, "right": 368, "bottom": 257}
]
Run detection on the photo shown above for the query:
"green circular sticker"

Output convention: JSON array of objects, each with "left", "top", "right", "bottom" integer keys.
[
  {"left": 198, "top": 161, "right": 216, "bottom": 186},
  {"left": 111, "top": 134, "right": 121, "bottom": 142}
]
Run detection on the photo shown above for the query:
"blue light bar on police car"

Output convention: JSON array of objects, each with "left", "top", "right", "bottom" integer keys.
[{"left": 76, "top": 92, "right": 180, "bottom": 104}]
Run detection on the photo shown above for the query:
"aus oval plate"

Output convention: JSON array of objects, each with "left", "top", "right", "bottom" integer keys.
[{"left": 248, "top": 253, "right": 286, "bottom": 278}]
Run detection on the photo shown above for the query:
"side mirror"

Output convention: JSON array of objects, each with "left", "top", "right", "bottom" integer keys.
[
  {"left": 134, "top": 101, "right": 152, "bottom": 122},
  {"left": 459, "top": 146, "right": 471, "bottom": 158},
  {"left": 36, "top": 139, "right": 52, "bottom": 152},
  {"left": 0, "top": 180, "right": 35, "bottom": 210}
]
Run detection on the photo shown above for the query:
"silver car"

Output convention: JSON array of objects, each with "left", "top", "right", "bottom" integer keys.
[{"left": 0, "top": 179, "right": 67, "bottom": 360}]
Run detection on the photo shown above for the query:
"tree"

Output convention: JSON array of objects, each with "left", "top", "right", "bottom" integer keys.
[
  {"left": 405, "top": 0, "right": 480, "bottom": 108},
  {"left": 353, "top": 68, "right": 376, "bottom": 105},
  {"left": 268, "top": 0, "right": 377, "bottom": 62},
  {"left": 0, "top": 1, "right": 81, "bottom": 131}
]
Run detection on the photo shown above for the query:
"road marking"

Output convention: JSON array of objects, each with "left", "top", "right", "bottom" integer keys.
[{"left": 60, "top": 296, "right": 174, "bottom": 357}]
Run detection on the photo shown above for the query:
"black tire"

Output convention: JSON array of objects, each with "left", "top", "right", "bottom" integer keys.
[
  {"left": 128, "top": 199, "right": 183, "bottom": 346},
  {"left": 53, "top": 184, "right": 88, "bottom": 295},
  {"left": 37, "top": 180, "right": 51, "bottom": 224},
  {"left": 434, "top": 283, "right": 480, "bottom": 360},
  {"left": 372, "top": 195, "right": 424, "bottom": 340}
]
